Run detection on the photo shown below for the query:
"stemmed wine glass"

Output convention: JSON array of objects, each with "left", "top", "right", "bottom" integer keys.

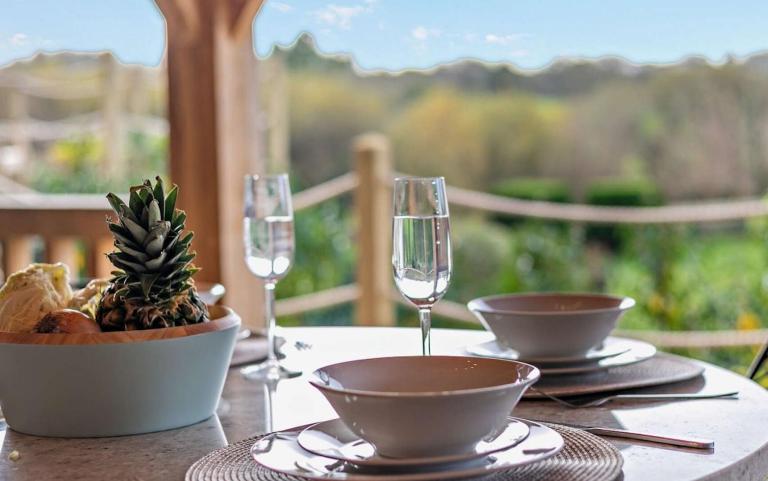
[
  {"left": 241, "top": 174, "right": 300, "bottom": 380},
  {"left": 392, "top": 177, "right": 452, "bottom": 355}
]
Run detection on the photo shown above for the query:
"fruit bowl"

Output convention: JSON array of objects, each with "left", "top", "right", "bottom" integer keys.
[{"left": 0, "top": 305, "right": 240, "bottom": 437}]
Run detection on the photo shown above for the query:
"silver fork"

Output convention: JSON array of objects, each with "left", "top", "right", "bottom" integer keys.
[{"left": 530, "top": 387, "right": 739, "bottom": 408}]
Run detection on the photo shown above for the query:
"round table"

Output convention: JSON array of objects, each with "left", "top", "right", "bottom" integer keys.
[{"left": 1, "top": 327, "right": 767, "bottom": 481}]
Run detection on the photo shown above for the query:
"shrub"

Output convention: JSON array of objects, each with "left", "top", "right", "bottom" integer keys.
[
  {"left": 490, "top": 177, "right": 570, "bottom": 227},
  {"left": 585, "top": 178, "right": 662, "bottom": 248},
  {"left": 492, "top": 177, "right": 571, "bottom": 202},
  {"left": 585, "top": 178, "right": 662, "bottom": 207}
]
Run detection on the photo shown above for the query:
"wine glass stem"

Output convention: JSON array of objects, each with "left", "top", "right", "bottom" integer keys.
[
  {"left": 265, "top": 281, "right": 278, "bottom": 363},
  {"left": 418, "top": 308, "right": 432, "bottom": 356}
]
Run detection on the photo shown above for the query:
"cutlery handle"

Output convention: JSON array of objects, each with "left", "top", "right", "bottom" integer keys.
[
  {"left": 613, "top": 391, "right": 738, "bottom": 401},
  {"left": 585, "top": 427, "right": 714, "bottom": 449}
]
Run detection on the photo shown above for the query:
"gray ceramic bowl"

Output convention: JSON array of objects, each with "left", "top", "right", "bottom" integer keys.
[
  {"left": 468, "top": 293, "right": 635, "bottom": 359},
  {"left": 0, "top": 305, "right": 240, "bottom": 437},
  {"left": 310, "top": 356, "right": 539, "bottom": 458}
]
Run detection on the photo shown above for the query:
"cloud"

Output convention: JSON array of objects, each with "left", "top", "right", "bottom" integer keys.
[
  {"left": 411, "top": 26, "right": 441, "bottom": 41},
  {"left": 9, "top": 33, "right": 28, "bottom": 47},
  {"left": 484, "top": 33, "right": 525, "bottom": 46},
  {"left": 270, "top": 2, "right": 294, "bottom": 13},
  {"left": 314, "top": 3, "right": 371, "bottom": 29}
]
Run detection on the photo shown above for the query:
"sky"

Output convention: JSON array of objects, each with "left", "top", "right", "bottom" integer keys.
[{"left": 1, "top": 0, "right": 767, "bottom": 71}]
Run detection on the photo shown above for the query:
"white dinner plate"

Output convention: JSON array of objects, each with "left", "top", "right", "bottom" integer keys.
[
  {"left": 297, "top": 417, "right": 530, "bottom": 468},
  {"left": 467, "top": 337, "right": 657, "bottom": 375},
  {"left": 251, "top": 419, "right": 564, "bottom": 481},
  {"left": 467, "top": 336, "right": 634, "bottom": 365}
]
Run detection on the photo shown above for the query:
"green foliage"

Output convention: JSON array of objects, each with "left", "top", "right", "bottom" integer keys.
[
  {"left": 275, "top": 198, "right": 356, "bottom": 326},
  {"left": 447, "top": 218, "right": 513, "bottom": 303},
  {"left": 390, "top": 89, "right": 564, "bottom": 189},
  {"left": 490, "top": 177, "right": 571, "bottom": 227},
  {"left": 585, "top": 178, "right": 663, "bottom": 248},
  {"left": 390, "top": 88, "right": 487, "bottom": 187},
  {"left": 492, "top": 178, "right": 571, "bottom": 203},
  {"left": 499, "top": 222, "right": 592, "bottom": 293},
  {"left": 289, "top": 73, "right": 388, "bottom": 187},
  {"left": 28, "top": 132, "right": 168, "bottom": 194},
  {"left": 585, "top": 178, "right": 662, "bottom": 207}
]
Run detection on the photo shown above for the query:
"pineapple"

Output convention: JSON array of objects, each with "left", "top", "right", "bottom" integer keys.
[{"left": 96, "top": 177, "right": 208, "bottom": 331}]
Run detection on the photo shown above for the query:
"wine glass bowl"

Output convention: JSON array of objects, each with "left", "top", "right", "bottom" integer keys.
[{"left": 392, "top": 177, "right": 452, "bottom": 355}]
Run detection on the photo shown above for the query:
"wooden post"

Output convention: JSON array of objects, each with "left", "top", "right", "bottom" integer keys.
[
  {"left": 157, "top": 0, "right": 265, "bottom": 329},
  {"left": 46, "top": 237, "right": 80, "bottom": 276},
  {"left": 353, "top": 134, "right": 394, "bottom": 326},
  {"left": 89, "top": 237, "right": 115, "bottom": 279},
  {"left": 2, "top": 236, "right": 35, "bottom": 282}
]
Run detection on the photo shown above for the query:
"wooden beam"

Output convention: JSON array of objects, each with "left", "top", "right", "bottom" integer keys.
[
  {"left": 227, "top": 0, "right": 265, "bottom": 40},
  {"left": 89, "top": 236, "right": 115, "bottom": 279},
  {"left": 2, "top": 236, "right": 35, "bottom": 282},
  {"left": 46, "top": 237, "right": 80, "bottom": 275},
  {"left": 156, "top": 0, "right": 200, "bottom": 43},
  {"left": 159, "top": 0, "right": 264, "bottom": 328}
]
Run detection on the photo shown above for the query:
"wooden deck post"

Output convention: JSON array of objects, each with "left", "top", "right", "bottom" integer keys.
[
  {"left": 353, "top": 134, "right": 395, "bottom": 326},
  {"left": 46, "top": 237, "right": 80, "bottom": 276},
  {"left": 157, "top": 0, "right": 265, "bottom": 329},
  {"left": 2, "top": 236, "right": 35, "bottom": 282},
  {"left": 89, "top": 236, "right": 115, "bottom": 279}
]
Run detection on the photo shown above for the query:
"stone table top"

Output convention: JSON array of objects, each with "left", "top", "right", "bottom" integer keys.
[{"left": 1, "top": 326, "right": 767, "bottom": 481}]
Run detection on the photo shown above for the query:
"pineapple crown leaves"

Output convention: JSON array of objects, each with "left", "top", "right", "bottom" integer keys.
[{"left": 105, "top": 176, "right": 200, "bottom": 301}]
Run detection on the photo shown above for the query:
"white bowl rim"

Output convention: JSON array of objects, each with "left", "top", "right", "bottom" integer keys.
[
  {"left": 309, "top": 355, "right": 540, "bottom": 398},
  {"left": 467, "top": 292, "right": 636, "bottom": 316},
  {"left": 0, "top": 305, "right": 240, "bottom": 346}
]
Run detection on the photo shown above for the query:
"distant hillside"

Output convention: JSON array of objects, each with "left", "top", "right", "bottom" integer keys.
[
  {"left": 277, "top": 33, "right": 768, "bottom": 97},
  {"left": 3, "top": 33, "right": 767, "bottom": 104}
]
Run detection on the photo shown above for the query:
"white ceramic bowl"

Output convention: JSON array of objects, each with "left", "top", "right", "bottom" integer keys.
[
  {"left": 310, "top": 356, "right": 539, "bottom": 458},
  {"left": 0, "top": 305, "right": 240, "bottom": 437},
  {"left": 468, "top": 292, "right": 635, "bottom": 358}
]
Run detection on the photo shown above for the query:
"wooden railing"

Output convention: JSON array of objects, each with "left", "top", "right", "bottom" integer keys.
[
  {"left": 0, "top": 193, "right": 114, "bottom": 279},
  {"left": 279, "top": 132, "right": 768, "bottom": 348},
  {"left": 2, "top": 131, "right": 768, "bottom": 348}
]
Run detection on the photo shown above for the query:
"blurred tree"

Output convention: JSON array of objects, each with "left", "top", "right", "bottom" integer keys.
[
  {"left": 289, "top": 73, "right": 388, "bottom": 187},
  {"left": 390, "top": 88, "right": 487, "bottom": 188}
]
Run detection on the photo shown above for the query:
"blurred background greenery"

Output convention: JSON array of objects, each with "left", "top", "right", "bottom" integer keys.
[{"left": 2, "top": 35, "right": 768, "bottom": 377}]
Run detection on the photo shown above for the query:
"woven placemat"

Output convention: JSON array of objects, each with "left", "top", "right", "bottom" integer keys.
[
  {"left": 185, "top": 423, "right": 623, "bottom": 481},
  {"left": 525, "top": 352, "right": 704, "bottom": 398}
]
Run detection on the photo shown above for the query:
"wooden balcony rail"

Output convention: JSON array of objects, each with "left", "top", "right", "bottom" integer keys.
[
  {"left": 292, "top": 171, "right": 358, "bottom": 212},
  {"left": 3, "top": 131, "right": 768, "bottom": 348},
  {"left": 0, "top": 193, "right": 115, "bottom": 281},
  {"left": 275, "top": 284, "right": 359, "bottom": 318}
]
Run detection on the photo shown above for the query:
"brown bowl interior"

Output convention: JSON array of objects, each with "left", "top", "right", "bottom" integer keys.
[
  {"left": 471, "top": 293, "right": 632, "bottom": 314},
  {"left": 313, "top": 356, "right": 539, "bottom": 395},
  {"left": 0, "top": 305, "right": 238, "bottom": 345}
]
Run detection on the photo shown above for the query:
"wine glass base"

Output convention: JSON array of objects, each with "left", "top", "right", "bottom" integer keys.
[{"left": 241, "top": 359, "right": 301, "bottom": 381}]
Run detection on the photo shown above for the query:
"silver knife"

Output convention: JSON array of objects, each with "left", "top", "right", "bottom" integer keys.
[{"left": 531, "top": 419, "right": 714, "bottom": 449}]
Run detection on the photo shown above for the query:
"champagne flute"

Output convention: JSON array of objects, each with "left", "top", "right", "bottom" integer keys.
[
  {"left": 241, "top": 174, "right": 300, "bottom": 380},
  {"left": 392, "top": 177, "right": 452, "bottom": 355}
]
